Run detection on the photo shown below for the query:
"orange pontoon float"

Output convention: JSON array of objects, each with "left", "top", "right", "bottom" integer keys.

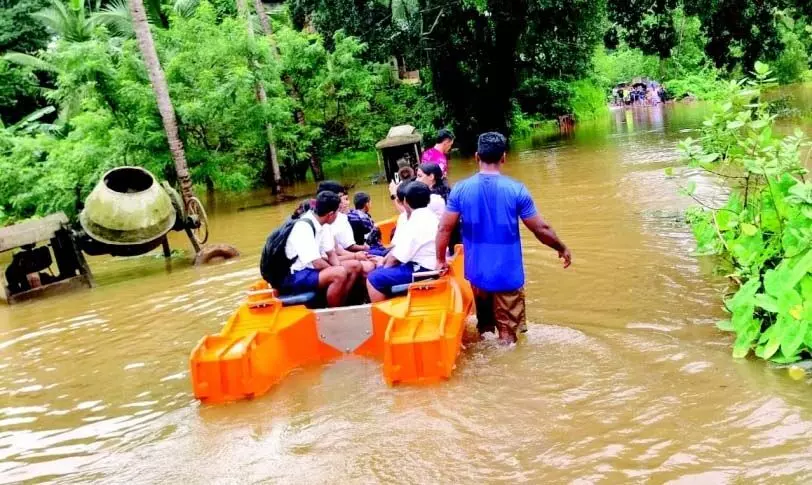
[{"left": 189, "top": 218, "right": 474, "bottom": 404}]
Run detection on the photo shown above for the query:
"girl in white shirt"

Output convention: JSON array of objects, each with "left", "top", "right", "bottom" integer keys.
[{"left": 416, "top": 162, "right": 449, "bottom": 218}]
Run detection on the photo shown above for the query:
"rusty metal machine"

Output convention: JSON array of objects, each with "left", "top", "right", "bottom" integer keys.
[{"left": 1, "top": 166, "right": 218, "bottom": 304}]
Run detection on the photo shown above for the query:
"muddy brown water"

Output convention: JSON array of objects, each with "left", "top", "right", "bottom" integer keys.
[{"left": 3, "top": 103, "right": 812, "bottom": 484}]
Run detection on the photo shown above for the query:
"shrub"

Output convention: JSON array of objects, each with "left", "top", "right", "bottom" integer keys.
[
  {"left": 678, "top": 62, "right": 812, "bottom": 363},
  {"left": 664, "top": 71, "right": 727, "bottom": 101},
  {"left": 568, "top": 79, "right": 607, "bottom": 120},
  {"left": 773, "top": 30, "right": 809, "bottom": 85}
]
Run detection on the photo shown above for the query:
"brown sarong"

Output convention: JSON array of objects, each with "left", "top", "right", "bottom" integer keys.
[{"left": 473, "top": 287, "right": 526, "bottom": 343}]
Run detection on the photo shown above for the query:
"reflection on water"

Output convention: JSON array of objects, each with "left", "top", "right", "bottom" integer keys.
[{"left": 3, "top": 103, "right": 812, "bottom": 484}]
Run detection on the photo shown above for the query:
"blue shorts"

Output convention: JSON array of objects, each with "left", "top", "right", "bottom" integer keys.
[
  {"left": 368, "top": 246, "right": 390, "bottom": 257},
  {"left": 280, "top": 268, "right": 319, "bottom": 295},
  {"left": 368, "top": 264, "right": 430, "bottom": 296}
]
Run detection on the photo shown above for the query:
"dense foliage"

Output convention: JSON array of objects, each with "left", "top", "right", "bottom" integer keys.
[
  {"left": 0, "top": 1, "right": 445, "bottom": 224},
  {"left": 679, "top": 62, "right": 812, "bottom": 363},
  {"left": 0, "top": 0, "right": 50, "bottom": 124},
  {"left": 0, "top": 0, "right": 810, "bottom": 225}
]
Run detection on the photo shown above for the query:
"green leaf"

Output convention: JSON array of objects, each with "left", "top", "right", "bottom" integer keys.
[
  {"left": 740, "top": 223, "right": 758, "bottom": 236},
  {"left": 780, "top": 319, "right": 807, "bottom": 358},
  {"left": 754, "top": 293, "right": 779, "bottom": 313},
  {"left": 664, "top": 167, "right": 674, "bottom": 177},
  {"left": 697, "top": 153, "right": 720, "bottom": 164},
  {"left": 749, "top": 119, "right": 768, "bottom": 130},
  {"left": 728, "top": 278, "right": 761, "bottom": 313},
  {"left": 763, "top": 318, "right": 784, "bottom": 360},
  {"left": 764, "top": 250, "right": 812, "bottom": 297},
  {"left": 787, "top": 182, "right": 812, "bottom": 204},
  {"left": 769, "top": 350, "right": 802, "bottom": 365},
  {"left": 758, "top": 126, "right": 773, "bottom": 147},
  {"left": 716, "top": 211, "right": 738, "bottom": 231},
  {"left": 805, "top": 320, "right": 812, "bottom": 348},
  {"left": 733, "top": 321, "right": 759, "bottom": 358},
  {"left": 727, "top": 120, "right": 745, "bottom": 130},
  {"left": 754, "top": 61, "right": 771, "bottom": 75},
  {"left": 787, "top": 250, "right": 812, "bottom": 289},
  {"left": 800, "top": 275, "right": 812, "bottom": 302},
  {"left": 782, "top": 229, "right": 808, "bottom": 258}
]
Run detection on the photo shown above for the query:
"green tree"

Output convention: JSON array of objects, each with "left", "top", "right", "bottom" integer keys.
[
  {"left": 0, "top": 0, "right": 51, "bottom": 124},
  {"left": 686, "top": 0, "right": 785, "bottom": 73},
  {"left": 289, "top": 0, "right": 404, "bottom": 62},
  {"left": 607, "top": 0, "right": 678, "bottom": 59},
  {"left": 129, "top": 0, "right": 196, "bottom": 207}
]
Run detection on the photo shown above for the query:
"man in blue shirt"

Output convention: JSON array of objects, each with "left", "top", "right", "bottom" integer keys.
[{"left": 435, "top": 132, "right": 572, "bottom": 344}]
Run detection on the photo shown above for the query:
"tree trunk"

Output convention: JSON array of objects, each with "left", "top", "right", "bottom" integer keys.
[
  {"left": 253, "top": 0, "right": 324, "bottom": 181},
  {"left": 253, "top": 0, "right": 278, "bottom": 55},
  {"left": 237, "top": 0, "right": 282, "bottom": 194},
  {"left": 129, "top": 0, "right": 194, "bottom": 205}
]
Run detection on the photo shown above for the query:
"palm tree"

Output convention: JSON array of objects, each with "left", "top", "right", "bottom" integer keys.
[
  {"left": 128, "top": 0, "right": 194, "bottom": 212},
  {"left": 32, "top": 0, "right": 97, "bottom": 42},
  {"left": 94, "top": 0, "right": 197, "bottom": 37},
  {"left": 252, "top": 0, "right": 324, "bottom": 181},
  {"left": 236, "top": 0, "right": 282, "bottom": 193}
]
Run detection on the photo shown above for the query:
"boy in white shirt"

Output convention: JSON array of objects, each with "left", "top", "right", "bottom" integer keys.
[
  {"left": 283, "top": 191, "right": 356, "bottom": 307},
  {"left": 366, "top": 182, "right": 439, "bottom": 302},
  {"left": 317, "top": 181, "right": 376, "bottom": 280}
]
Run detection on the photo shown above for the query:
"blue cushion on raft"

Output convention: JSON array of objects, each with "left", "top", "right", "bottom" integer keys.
[{"left": 278, "top": 292, "right": 317, "bottom": 307}]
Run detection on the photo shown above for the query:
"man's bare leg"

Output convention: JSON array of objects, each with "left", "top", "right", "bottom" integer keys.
[
  {"left": 366, "top": 279, "right": 388, "bottom": 303},
  {"left": 318, "top": 266, "right": 348, "bottom": 307},
  {"left": 340, "top": 260, "right": 363, "bottom": 304}
]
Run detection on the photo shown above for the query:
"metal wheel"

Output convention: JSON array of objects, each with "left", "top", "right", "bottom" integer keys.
[{"left": 186, "top": 196, "right": 209, "bottom": 245}]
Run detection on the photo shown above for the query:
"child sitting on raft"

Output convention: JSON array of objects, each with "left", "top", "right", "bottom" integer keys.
[
  {"left": 366, "top": 182, "right": 438, "bottom": 302},
  {"left": 348, "top": 192, "right": 389, "bottom": 257}
]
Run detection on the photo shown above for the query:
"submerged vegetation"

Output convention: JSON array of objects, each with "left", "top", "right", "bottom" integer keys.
[
  {"left": 679, "top": 62, "right": 812, "bottom": 364},
  {"left": 1, "top": 0, "right": 811, "bottom": 225}
]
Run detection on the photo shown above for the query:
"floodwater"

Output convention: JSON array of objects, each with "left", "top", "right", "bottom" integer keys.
[{"left": 3, "top": 102, "right": 812, "bottom": 484}]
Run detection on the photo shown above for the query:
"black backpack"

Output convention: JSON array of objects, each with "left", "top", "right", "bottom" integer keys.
[{"left": 260, "top": 217, "right": 316, "bottom": 288}]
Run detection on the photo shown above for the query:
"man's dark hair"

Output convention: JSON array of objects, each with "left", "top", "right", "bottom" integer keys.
[
  {"left": 353, "top": 192, "right": 370, "bottom": 209},
  {"left": 317, "top": 180, "right": 345, "bottom": 195},
  {"left": 477, "top": 132, "right": 507, "bottom": 163},
  {"left": 396, "top": 180, "right": 412, "bottom": 202},
  {"left": 404, "top": 181, "right": 431, "bottom": 209},
  {"left": 292, "top": 198, "right": 316, "bottom": 219},
  {"left": 437, "top": 128, "right": 455, "bottom": 144},
  {"left": 314, "top": 191, "right": 340, "bottom": 216}
]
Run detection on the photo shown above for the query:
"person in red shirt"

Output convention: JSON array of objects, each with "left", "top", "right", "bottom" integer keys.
[{"left": 421, "top": 129, "right": 454, "bottom": 178}]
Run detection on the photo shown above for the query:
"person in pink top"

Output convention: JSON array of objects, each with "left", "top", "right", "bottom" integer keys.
[{"left": 421, "top": 129, "right": 454, "bottom": 178}]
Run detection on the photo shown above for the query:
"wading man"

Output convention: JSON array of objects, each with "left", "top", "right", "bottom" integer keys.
[{"left": 435, "top": 132, "right": 572, "bottom": 344}]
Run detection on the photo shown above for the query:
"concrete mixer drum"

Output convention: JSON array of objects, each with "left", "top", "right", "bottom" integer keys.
[{"left": 80, "top": 166, "right": 176, "bottom": 246}]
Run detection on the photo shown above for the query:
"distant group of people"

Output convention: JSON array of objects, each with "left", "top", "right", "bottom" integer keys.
[
  {"left": 612, "top": 80, "right": 668, "bottom": 107},
  {"left": 262, "top": 130, "right": 571, "bottom": 344}
]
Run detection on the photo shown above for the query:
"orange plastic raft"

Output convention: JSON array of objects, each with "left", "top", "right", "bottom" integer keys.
[{"left": 189, "top": 243, "right": 473, "bottom": 404}]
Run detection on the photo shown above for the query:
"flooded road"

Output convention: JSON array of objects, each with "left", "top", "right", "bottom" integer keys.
[{"left": 3, "top": 103, "right": 812, "bottom": 484}]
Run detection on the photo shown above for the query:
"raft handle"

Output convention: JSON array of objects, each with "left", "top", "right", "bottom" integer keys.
[{"left": 412, "top": 270, "right": 440, "bottom": 282}]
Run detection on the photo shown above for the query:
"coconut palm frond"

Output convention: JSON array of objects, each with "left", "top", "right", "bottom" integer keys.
[
  {"left": 173, "top": 0, "right": 200, "bottom": 19},
  {"left": 32, "top": 0, "right": 95, "bottom": 42},
  {"left": 20, "top": 106, "right": 56, "bottom": 124},
  {"left": 4, "top": 106, "right": 57, "bottom": 135},
  {"left": 3, "top": 52, "right": 58, "bottom": 72},
  {"left": 31, "top": 5, "right": 72, "bottom": 35},
  {"left": 93, "top": 0, "right": 134, "bottom": 37}
]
